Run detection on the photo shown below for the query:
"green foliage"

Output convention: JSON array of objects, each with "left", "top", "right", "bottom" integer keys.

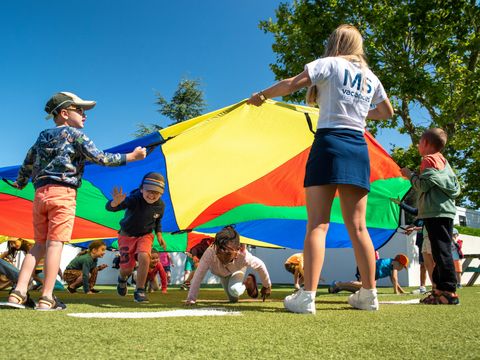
[
  {"left": 133, "top": 123, "right": 163, "bottom": 138},
  {"left": 456, "top": 225, "right": 480, "bottom": 238},
  {"left": 390, "top": 146, "right": 421, "bottom": 172},
  {"left": 135, "top": 78, "right": 206, "bottom": 138},
  {"left": 260, "top": 0, "right": 480, "bottom": 207},
  {"left": 156, "top": 78, "right": 206, "bottom": 124}
]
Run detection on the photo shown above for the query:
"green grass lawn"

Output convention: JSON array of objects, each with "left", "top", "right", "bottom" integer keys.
[{"left": 2, "top": 285, "right": 480, "bottom": 359}]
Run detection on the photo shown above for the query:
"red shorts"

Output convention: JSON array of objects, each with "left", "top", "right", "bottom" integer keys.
[
  {"left": 33, "top": 185, "right": 77, "bottom": 242},
  {"left": 118, "top": 233, "right": 154, "bottom": 269}
]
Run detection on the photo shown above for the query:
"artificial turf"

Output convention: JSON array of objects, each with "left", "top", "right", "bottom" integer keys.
[{"left": 2, "top": 285, "right": 479, "bottom": 359}]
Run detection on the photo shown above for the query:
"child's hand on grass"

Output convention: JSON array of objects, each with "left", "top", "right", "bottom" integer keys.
[{"left": 261, "top": 286, "right": 271, "bottom": 301}]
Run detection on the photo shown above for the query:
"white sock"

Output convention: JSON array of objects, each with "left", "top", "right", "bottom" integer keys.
[
  {"left": 361, "top": 287, "right": 377, "bottom": 295},
  {"left": 303, "top": 290, "right": 316, "bottom": 299}
]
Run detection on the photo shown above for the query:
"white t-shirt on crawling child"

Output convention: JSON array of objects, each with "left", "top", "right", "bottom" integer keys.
[{"left": 305, "top": 56, "right": 387, "bottom": 133}]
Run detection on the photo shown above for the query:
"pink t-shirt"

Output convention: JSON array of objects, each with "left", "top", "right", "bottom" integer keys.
[
  {"left": 187, "top": 246, "right": 271, "bottom": 302},
  {"left": 159, "top": 252, "right": 170, "bottom": 267}
]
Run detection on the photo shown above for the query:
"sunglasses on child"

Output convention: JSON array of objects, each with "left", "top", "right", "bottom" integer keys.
[{"left": 66, "top": 107, "right": 85, "bottom": 116}]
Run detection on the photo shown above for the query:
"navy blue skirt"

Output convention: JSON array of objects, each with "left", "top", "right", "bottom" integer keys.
[{"left": 304, "top": 128, "right": 370, "bottom": 191}]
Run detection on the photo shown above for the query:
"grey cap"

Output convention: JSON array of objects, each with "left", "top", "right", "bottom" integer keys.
[{"left": 45, "top": 91, "right": 96, "bottom": 119}]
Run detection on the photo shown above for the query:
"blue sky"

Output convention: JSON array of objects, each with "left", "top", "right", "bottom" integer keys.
[{"left": 0, "top": 0, "right": 411, "bottom": 168}]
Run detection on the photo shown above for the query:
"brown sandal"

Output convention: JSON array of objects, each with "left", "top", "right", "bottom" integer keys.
[
  {"left": 1, "top": 290, "right": 35, "bottom": 309},
  {"left": 35, "top": 295, "right": 67, "bottom": 311},
  {"left": 420, "top": 290, "right": 460, "bottom": 305}
]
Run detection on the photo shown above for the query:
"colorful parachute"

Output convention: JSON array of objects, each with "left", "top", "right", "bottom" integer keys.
[{"left": 0, "top": 100, "right": 410, "bottom": 251}]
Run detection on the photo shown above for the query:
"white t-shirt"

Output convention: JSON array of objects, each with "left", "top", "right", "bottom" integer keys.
[{"left": 305, "top": 57, "right": 387, "bottom": 132}]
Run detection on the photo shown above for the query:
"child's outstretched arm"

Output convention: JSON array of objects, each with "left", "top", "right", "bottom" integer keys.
[
  {"left": 126, "top": 147, "right": 147, "bottom": 163},
  {"left": 154, "top": 204, "right": 166, "bottom": 249},
  {"left": 74, "top": 127, "right": 147, "bottom": 166},
  {"left": 293, "top": 268, "right": 301, "bottom": 290},
  {"left": 390, "top": 198, "right": 419, "bottom": 216},
  {"left": 156, "top": 232, "right": 167, "bottom": 251},
  {"left": 185, "top": 249, "right": 213, "bottom": 305},
  {"left": 246, "top": 253, "right": 272, "bottom": 297},
  {"left": 15, "top": 145, "right": 36, "bottom": 189},
  {"left": 401, "top": 168, "right": 437, "bottom": 193}
]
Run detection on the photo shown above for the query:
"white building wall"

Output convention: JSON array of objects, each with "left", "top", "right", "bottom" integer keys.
[
  {"left": 455, "top": 207, "right": 480, "bottom": 229},
  {"left": 252, "top": 230, "right": 417, "bottom": 287}
]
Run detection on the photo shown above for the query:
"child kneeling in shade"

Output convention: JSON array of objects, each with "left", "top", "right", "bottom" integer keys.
[
  {"left": 64, "top": 240, "right": 108, "bottom": 294},
  {"left": 329, "top": 254, "right": 409, "bottom": 295},
  {"left": 185, "top": 226, "right": 271, "bottom": 305},
  {"left": 284, "top": 253, "right": 304, "bottom": 290}
]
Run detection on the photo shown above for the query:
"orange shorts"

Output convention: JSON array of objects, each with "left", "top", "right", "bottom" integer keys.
[
  {"left": 33, "top": 185, "right": 77, "bottom": 242},
  {"left": 118, "top": 233, "right": 154, "bottom": 269}
]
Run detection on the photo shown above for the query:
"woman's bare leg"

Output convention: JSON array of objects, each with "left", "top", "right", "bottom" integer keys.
[
  {"left": 303, "top": 185, "right": 337, "bottom": 291},
  {"left": 338, "top": 185, "right": 376, "bottom": 290}
]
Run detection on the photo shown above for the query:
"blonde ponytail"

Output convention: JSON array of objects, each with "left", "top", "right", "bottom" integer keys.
[{"left": 306, "top": 85, "right": 318, "bottom": 106}]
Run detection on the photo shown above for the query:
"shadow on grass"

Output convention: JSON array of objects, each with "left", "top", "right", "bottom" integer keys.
[{"left": 0, "top": 287, "right": 353, "bottom": 313}]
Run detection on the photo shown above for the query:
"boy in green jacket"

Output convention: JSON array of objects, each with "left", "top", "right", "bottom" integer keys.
[{"left": 401, "top": 128, "right": 460, "bottom": 305}]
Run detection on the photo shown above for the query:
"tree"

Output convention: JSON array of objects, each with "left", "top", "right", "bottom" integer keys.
[
  {"left": 260, "top": 0, "right": 480, "bottom": 207},
  {"left": 135, "top": 78, "right": 207, "bottom": 137}
]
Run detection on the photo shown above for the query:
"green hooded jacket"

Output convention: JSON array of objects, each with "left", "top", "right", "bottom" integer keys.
[{"left": 410, "top": 161, "right": 460, "bottom": 219}]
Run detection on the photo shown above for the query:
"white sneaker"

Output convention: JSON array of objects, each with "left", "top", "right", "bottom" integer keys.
[
  {"left": 412, "top": 286, "right": 427, "bottom": 295},
  {"left": 348, "top": 287, "right": 379, "bottom": 311},
  {"left": 284, "top": 289, "right": 301, "bottom": 303},
  {"left": 284, "top": 289, "right": 316, "bottom": 314}
]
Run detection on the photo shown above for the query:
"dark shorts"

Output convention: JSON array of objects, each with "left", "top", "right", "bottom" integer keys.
[
  {"left": 304, "top": 128, "right": 370, "bottom": 191},
  {"left": 163, "top": 265, "right": 171, "bottom": 273}
]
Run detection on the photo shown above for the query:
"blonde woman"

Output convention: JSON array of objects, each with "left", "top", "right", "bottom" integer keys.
[{"left": 247, "top": 24, "right": 394, "bottom": 313}]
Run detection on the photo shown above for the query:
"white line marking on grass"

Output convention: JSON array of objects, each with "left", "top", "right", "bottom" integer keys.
[
  {"left": 379, "top": 299, "right": 420, "bottom": 305},
  {"left": 67, "top": 308, "right": 242, "bottom": 319}
]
